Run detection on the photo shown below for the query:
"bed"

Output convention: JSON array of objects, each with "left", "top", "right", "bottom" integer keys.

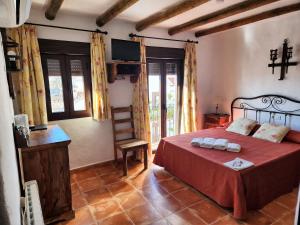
[{"left": 153, "top": 94, "right": 300, "bottom": 219}]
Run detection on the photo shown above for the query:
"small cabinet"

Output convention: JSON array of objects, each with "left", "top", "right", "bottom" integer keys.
[
  {"left": 204, "top": 113, "right": 230, "bottom": 129},
  {"left": 18, "top": 125, "right": 74, "bottom": 224},
  {"left": 107, "top": 61, "right": 141, "bottom": 83}
]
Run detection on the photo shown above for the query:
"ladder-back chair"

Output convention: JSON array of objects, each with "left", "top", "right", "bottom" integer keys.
[{"left": 111, "top": 105, "right": 148, "bottom": 176}]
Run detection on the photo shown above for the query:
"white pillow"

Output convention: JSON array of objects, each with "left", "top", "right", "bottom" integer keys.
[
  {"left": 226, "top": 118, "right": 257, "bottom": 136},
  {"left": 253, "top": 123, "right": 290, "bottom": 143}
]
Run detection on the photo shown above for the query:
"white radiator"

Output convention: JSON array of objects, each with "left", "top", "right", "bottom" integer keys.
[{"left": 21, "top": 181, "right": 45, "bottom": 225}]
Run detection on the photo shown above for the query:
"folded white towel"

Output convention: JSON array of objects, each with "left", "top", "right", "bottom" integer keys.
[
  {"left": 200, "top": 138, "right": 216, "bottom": 149},
  {"left": 191, "top": 138, "right": 204, "bottom": 147},
  {"left": 227, "top": 143, "right": 241, "bottom": 152},
  {"left": 213, "top": 139, "right": 229, "bottom": 150},
  {"left": 223, "top": 157, "right": 254, "bottom": 171}
]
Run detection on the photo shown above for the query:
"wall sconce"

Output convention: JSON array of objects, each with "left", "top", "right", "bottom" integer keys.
[{"left": 268, "top": 39, "right": 298, "bottom": 80}]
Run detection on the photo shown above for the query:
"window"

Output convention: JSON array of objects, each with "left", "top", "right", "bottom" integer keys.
[{"left": 42, "top": 54, "right": 91, "bottom": 120}]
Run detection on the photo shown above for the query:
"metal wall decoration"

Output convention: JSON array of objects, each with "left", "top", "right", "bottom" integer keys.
[{"left": 268, "top": 39, "right": 298, "bottom": 80}]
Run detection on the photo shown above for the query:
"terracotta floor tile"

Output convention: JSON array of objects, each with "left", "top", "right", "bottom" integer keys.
[
  {"left": 72, "top": 194, "right": 88, "bottom": 210},
  {"left": 61, "top": 160, "right": 299, "bottom": 225},
  {"left": 149, "top": 219, "right": 170, "bottom": 225},
  {"left": 123, "top": 160, "right": 146, "bottom": 175},
  {"left": 151, "top": 168, "right": 173, "bottom": 181},
  {"left": 245, "top": 211, "right": 274, "bottom": 225},
  {"left": 129, "top": 172, "right": 158, "bottom": 189},
  {"left": 270, "top": 220, "right": 286, "bottom": 225},
  {"left": 71, "top": 183, "right": 80, "bottom": 196},
  {"left": 188, "top": 200, "right": 227, "bottom": 224},
  {"left": 100, "top": 172, "right": 124, "bottom": 185},
  {"left": 70, "top": 174, "right": 76, "bottom": 184},
  {"left": 139, "top": 183, "right": 168, "bottom": 201},
  {"left": 292, "top": 187, "right": 299, "bottom": 196},
  {"left": 172, "top": 188, "right": 203, "bottom": 207},
  {"left": 149, "top": 195, "right": 183, "bottom": 217},
  {"left": 279, "top": 211, "right": 295, "bottom": 225},
  {"left": 213, "top": 215, "right": 243, "bottom": 225},
  {"left": 116, "top": 191, "right": 148, "bottom": 210},
  {"left": 261, "top": 201, "right": 290, "bottom": 220},
  {"left": 78, "top": 177, "right": 104, "bottom": 192},
  {"left": 90, "top": 199, "right": 123, "bottom": 222},
  {"left": 73, "top": 169, "right": 98, "bottom": 182},
  {"left": 107, "top": 180, "right": 135, "bottom": 196},
  {"left": 276, "top": 193, "right": 297, "bottom": 210},
  {"left": 159, "top": 178, "right": 185, "bottom": 193},
  {"left": 166, "top": 208, "right": 206, "bottom": 225},
  {"left": 127, "top": 203, "right": 162, "bottom": 225},
  {"left": 82, "top": 187, "right": 112, "bottom": 204},
  {"left": 61, "top": 207, "right": 95, "bottom": 225},
  {"left": 127, "top": 165, "right": 146, "bottom": 176},
  {"left": 96, "top": 164, "right": 118, "bottom": 176},
  {"left": 99, "top": 212, "right": 133, "bottom": 225}
]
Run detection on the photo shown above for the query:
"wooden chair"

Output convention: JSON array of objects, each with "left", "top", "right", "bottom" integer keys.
[{"left": 111, "top": 105, "right": 148, "bottom": 176}]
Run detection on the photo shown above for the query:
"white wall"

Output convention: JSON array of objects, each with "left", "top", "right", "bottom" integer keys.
[
  {"left": 27, "top": 7, "right": 300, "bottom": 168},
  {"left": 197, "top": 12, "right": 300, "bottom": 127},
  {"left": 0, "top": 34, "right": 21, "bottom": 225},
  {"left": 28, "top": 8, "right": 199, "bottom": 169}
]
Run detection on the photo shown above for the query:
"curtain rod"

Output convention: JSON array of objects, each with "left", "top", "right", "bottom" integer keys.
[
  {"left": 129, "top": 33, "right": 198, "bottom": 44},
  {"left": 25, "top": 22, "right": 108, "bottom": 35}
]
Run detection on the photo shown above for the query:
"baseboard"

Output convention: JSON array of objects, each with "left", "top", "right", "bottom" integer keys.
[
  {"left": 70, "top": 159, "right": 115, "bottom": 173},
  {"left": 70, "top": 155, "right": 137, "bottom": 173}
]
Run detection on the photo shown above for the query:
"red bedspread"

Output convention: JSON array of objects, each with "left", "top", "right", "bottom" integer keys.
[{"left": 153, "top": 128, "right": 300, "bottom": 219}]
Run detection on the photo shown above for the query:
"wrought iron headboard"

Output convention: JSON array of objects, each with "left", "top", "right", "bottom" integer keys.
[{"left": 231, "top": 94, "right": 300, "bottom": 126}]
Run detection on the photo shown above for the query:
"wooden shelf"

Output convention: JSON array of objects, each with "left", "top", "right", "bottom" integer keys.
[
  {"left": 107, "top": 61, "right": 141, "bottom": 83},
  {"left": 110, "top": 60, "right": 141, "bottom": 64},
  {"left": 204, "top": 113, "right": 230, "bottom": 129}
]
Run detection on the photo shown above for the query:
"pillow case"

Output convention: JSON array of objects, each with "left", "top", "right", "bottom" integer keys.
[
  {"left": 284, "top": 130, "right": 300, "bottom": 144},
  {"left": 226, "top": 118, "right": 257, "bottom": 135},
  {"left": 253, "top": 123, "right": 289, "bottom": 143}
]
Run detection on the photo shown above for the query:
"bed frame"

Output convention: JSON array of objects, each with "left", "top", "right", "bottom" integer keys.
[{"left": 231, "top": 94, "right": 300, "bottom": 125}]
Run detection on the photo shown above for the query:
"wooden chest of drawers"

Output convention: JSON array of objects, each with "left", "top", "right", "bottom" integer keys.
[
  {"left": 204, "top": 113, "right": 230, "bottom": 129},
  {"left": 19, "top": 125, "right": 74, "bottom": 224}
]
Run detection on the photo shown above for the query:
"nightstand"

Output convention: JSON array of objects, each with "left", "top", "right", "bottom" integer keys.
[{"left": 204, "top": 113, "right": 230, "bottom": 129}]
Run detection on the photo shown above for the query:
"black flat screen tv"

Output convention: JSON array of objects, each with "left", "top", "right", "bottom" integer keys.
[{"left": 111, "top": 39, "right": 140, "bottom": 62}]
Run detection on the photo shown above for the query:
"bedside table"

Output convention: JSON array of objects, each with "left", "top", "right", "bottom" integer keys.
[{"left": 204, "top": 113, "right": 230, "bottom": 129}]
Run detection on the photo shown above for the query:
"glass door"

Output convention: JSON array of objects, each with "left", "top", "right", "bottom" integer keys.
[
  {"left": 166, "top": 62, "right": 179, "bottom": 137},
  {"left": 148, "top": 62, "right": 162, "bottom": 149},
  {"left": 148, "top": 59, "right": 182, "bottom": 149}
]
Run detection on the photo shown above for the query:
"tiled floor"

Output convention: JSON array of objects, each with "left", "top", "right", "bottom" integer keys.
[{"left": 57, "top": 157, "right": 298, "bottom": 225}]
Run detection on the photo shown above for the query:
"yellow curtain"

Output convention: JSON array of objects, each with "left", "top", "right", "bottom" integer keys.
[
  {"left": 90, "top": 32, "right": 111, "bottom": 121},
  {"left": 180, "top": 42, "right": 198, "bottom": 133},
  {"left": 7, "top": 25, "right": 47, "bottom": 125},
  {"left": 131, "top": 37, "right": 151, "bottom": 157}
]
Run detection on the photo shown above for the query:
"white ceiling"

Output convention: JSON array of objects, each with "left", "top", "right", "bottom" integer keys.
[{"left": 32, "top": 0, "right": 300, "bottom": 32}]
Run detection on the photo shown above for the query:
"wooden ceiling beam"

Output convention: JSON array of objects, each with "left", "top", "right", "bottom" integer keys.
[
  {"left": 96, "top": 0, "right": 139, "bottom": 27},
  {"left": 195, "top": 3, "right": 300, "bottom": 37},
  {"left": 45, "top": 0, "right": 64, "bottom": 20},
  {"left": 168, "top": 0, "right": 279, "bottom": 35},
  {"left": 135, "top": 0, "right": 209, "bottom": 32}
]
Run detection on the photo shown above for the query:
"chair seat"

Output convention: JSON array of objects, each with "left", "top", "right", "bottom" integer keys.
[{"left": 117, "top": 139, "right": 148, "bottom": 150}]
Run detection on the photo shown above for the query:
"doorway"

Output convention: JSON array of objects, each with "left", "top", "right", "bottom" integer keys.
[{"left": 147, "top": 59, "right": 183, "bottom": 149}]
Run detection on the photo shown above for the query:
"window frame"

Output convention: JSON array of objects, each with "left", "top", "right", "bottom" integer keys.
[
  {"left": 146, "top": 46, "right": 184, "bottom": 138},
  {"left": 66, "top": 55, "right": 92, "bottom": 119},
  {"left": 39, "top": 39, "right": 92, "bottom": 121},
  {"left": 147, "top": 58, "right": 183, "bottom": 137}
]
